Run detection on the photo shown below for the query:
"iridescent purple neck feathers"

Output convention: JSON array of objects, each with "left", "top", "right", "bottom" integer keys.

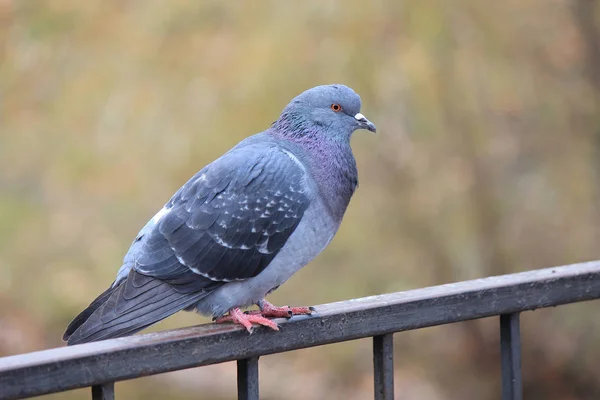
[{"left": 268, "top": 123, "right": 358, "bottom": 223}]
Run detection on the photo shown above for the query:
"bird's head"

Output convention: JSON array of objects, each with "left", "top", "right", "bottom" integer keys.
[{"left": 273, "top": 84, "right": 376, "bottom": 141}]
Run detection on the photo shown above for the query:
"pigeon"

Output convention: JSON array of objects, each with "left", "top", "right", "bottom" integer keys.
[{"left": 63, "top": 84, "right": 376, "bottom": 345}]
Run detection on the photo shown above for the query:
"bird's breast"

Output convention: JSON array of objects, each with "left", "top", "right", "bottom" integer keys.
[{"left": 309, "top": 153, "right": 358, "bottom": 223}]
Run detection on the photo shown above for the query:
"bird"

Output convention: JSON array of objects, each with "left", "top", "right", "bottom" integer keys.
[{"left": 63, "top": 84, "right": 376, "bottom": 345}]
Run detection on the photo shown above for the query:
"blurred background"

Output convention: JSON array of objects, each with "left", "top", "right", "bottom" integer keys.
[{"left": 1, "top": 1, "right": 600, "bottom": 399}]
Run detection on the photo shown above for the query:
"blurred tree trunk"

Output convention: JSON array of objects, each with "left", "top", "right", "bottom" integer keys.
[
  {"left": 573, "top": 0, "right": 600, "bottom": 246},
  {"left": 0, "top": 1, "right": 12, "bottom": 69}
]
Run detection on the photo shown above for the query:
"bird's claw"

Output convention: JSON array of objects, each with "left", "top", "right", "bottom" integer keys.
[
  {"left": 244, "top": 309, "right": 292, "bottom": 317},
  {"left": 215, "top": 307, "right": 279, "bottom": 333},
  {"left": 215, "top": 301, "right": 314, "bottom": 333},
  {"left": 256, "top": 300, "right": 315, "bottom": 318}
]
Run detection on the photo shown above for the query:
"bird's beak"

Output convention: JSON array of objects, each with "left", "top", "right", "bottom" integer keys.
[{"left": 354, "top": 113, "right": 377, "bottom": 133}]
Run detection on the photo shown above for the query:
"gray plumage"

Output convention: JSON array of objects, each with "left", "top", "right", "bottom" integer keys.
[{"left": 64, "top": 84, "right": 376, "bottom": 345}]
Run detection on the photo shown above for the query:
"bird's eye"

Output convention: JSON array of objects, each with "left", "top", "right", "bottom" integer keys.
[{"left": 331, "top": 104, "right": 342, "bottom": 112}]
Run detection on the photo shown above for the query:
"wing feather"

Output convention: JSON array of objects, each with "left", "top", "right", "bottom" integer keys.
[{"left": 134, "top": 144, "right": 311, "bottom": 286}]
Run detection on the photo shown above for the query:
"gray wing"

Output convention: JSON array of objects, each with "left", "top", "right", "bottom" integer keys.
[
  {"left": 64, "top": 143, "right": 311, "bottom": 344},
  {"left": 134, "top": 143, "right": 311, "bottom": 287}
]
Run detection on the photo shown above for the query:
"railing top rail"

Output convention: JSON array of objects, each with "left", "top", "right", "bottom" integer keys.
[{"left": 1, "top": 261, "right": 599, "bottom": 400}]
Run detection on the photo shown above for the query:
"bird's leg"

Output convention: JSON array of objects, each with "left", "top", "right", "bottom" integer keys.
[
  {"left": 214, "top": 307, "right": 279, "bottom": 333},
  {"left": 246, "top": 299, "right": 315, "bottom": 318}
]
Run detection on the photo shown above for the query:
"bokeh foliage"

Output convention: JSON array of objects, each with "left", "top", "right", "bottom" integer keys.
[{"left": 1, "top": 1, "right": 599, "bottom": 399}]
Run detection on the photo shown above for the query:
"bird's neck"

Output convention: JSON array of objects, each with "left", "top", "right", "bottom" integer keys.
[
  {"left": 309, "top": 140, "right": 358, "bottom": 223},
  {"left": 269, "top": 127, "right": 358, "bottom": 222}
]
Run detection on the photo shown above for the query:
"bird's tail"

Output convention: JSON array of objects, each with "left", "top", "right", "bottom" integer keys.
[
  {"left": 62, "top": 283, "right": 119, "bottom": 342},
  {"left": 63, "top": 270, "right": 209, "bottom": 345}
]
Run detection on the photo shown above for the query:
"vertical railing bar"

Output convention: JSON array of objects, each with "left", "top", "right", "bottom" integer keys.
[
  {"left": 373, "top": 333, "right": 394, "bottom": 400},
  {"left": 91, "top": 382, "right": 115, "bottom": 400},
  {"left": 500, "top": 313, "right": 522, "bottom": 400},
  {"left": 237, "top": 357, "right": 259, "bottom": 400}
]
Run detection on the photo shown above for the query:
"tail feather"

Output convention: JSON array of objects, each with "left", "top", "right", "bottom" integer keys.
[
  {"left": 62, "top": 283, "right": 119, "bottom": 341},
  {"left": 64, "top": 270, "right": 209, "bottom": 345}
]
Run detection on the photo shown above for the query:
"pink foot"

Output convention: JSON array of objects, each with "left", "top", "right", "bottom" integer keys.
[
  {"left": 215, "top": 307, "right": 279, "bottom": 333},
  {"left": 246, "top": 299, "right": 315, "bottom": 318}
]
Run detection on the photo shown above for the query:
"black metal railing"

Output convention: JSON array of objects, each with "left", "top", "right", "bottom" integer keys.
[{"left": 1, "top": 261, "right": 599, "bottom": 400}]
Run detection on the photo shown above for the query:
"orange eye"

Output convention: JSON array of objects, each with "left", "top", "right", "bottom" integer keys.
[{"left": 331, "top": 104, "right": 342, "bottom": 112}]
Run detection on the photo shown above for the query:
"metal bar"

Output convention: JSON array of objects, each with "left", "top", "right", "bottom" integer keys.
[
  {"left": 91, "top": 383, "right": 114, "bottom": 400},
  {"left": 500, "top": 313, "right": 522, "bottom": 400},
  {"left": 237, "top": 357, "right": 259, "bottom": 400},
  {"left": 373, "top": 334, "right": 394, "bottom": 400},
  {"left": 0, "top": 261, "right": 599, "bottom": 400}
]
